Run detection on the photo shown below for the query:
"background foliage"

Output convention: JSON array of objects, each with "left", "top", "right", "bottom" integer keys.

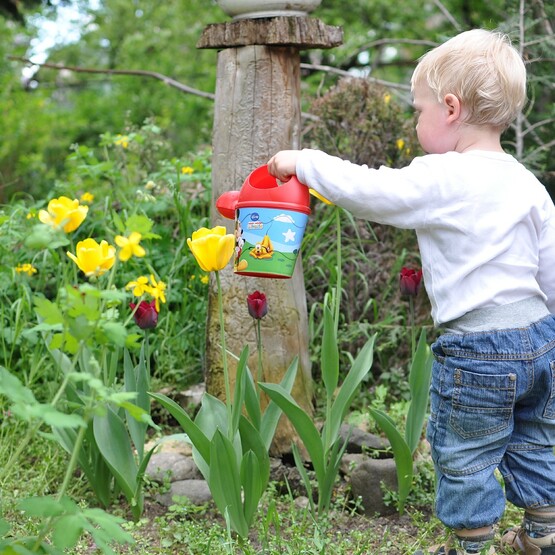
[{"left": 1, "top": 0, "right": 553, "bottom": 202}]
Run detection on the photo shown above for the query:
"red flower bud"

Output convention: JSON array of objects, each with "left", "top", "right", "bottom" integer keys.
[
  {"left": 130, "top": 300, "right": 158, "bottom": 329},
  {"left": 247, "top": 291, "right": 268, "bottom": 320},
  {"left": 399, "top": 267, "right": 423, "bottom": 297}
]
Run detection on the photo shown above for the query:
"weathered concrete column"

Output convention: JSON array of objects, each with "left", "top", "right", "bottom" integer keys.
[{"left": 198, "top": 16, "right": 342, "bottom": 455}]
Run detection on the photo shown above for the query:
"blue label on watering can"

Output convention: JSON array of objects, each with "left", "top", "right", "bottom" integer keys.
[{"left": 234, "top": 207, "right": 308, "bottom": 278}]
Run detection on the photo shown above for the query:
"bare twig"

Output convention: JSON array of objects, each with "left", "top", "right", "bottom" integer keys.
[
  {"left": 7, "top": 56, "right": 216, "bottom": 100},
  {"left": 432, "top": 0, "right": 463, "bottom": 31},
  {"left": 300, "top": 62, "right": 412, "bottom": 92}
]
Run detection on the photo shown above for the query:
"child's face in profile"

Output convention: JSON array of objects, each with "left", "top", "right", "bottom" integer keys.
[{"left": 412, "top": 82, "right": 455, "bottom": 154}]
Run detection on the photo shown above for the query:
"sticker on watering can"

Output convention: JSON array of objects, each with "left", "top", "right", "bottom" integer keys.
[{"left": 234, "top": 207, "right": 308, "bottom": 278}]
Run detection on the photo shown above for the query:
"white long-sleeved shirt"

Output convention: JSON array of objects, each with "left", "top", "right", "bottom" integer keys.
[{"left": 296, "top": 149, "right": 555, "bottom": 326}]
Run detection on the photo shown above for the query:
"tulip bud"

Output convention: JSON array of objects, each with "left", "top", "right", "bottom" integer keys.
[
  {"left": 130, "top": 300, "right": 158, "bottom": 329},
  {"left": 247, "top": 291, "right": 268, "bottom": 320},
  {"left": 399, "top": 267, "right": 423, "bottom": 297}
]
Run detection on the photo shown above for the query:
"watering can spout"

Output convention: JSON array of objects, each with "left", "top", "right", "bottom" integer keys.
[{"left": 216, "top": 190, "right": 240, "bottom": 220}]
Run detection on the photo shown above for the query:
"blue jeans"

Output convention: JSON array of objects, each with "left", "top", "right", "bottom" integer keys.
[{"left": 427, "top": 315, "right": 555, "bottom": 530}]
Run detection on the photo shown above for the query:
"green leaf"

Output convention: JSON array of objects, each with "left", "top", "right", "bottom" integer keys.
[
  {"left": 208, "top": 430, "right": 249, "bottom": 538},
  {"left": 327, "top": 334, "right": 376, "bottom": 444},
  {"left": 93, "top": 407, "right": 138, "bottom": 504},
  {"left": 0, "top": 367, "right": 36, "bottom": 405},
  {"left": 231, "top": 346, "right": 249, "bottom": 436},
  {"left": 259, "top": 356, "right": 298, "bottom": 451},
  {"left": 33, "top": 296, "right": 64, "bottom": 325},
  {"left": 52, "top": 515, "right": 84, "bottom": 550},
  {"left": 242, "top": 362, "right": 261, "bottom": 431},
  {"left": 25, "top": 224, "right": 69, "bottom": 249},
  {"left": 318, "top": 436, "right": 350, "bottom": 513},
  {"left": 24, "top": 405, "right": 84, "bottom": 428},
  {"left": 148, "top": 392, "right": 210, "bottom": 464},
  {"left": 321, "top": 303, "right": 339, "bottom": 399},
  {"left": 0, "top": 517, "right": 10, "bottom": 536},
  {"left": 82, "top": 507, "right": 134, "bottom": 545},
  {"left": 124, "top": 345, "right": 151, "bottom": 460},
  {"left": 18, "top": 496, "right": 77, "bottom": 518},
  {"left": 238, "top": 416, "right": 270, "bottom": 488},
  {"left": 258, "top": 383, "right": 325, "bottom": 482},
  {"left": 240, "top": 450, "right": 263, "bottom": 526},
  {"left": 98, "top": 322, "right": 128, "bottom": 347},
  {"left": 369, "top": 408, "right": 413, "bottom": 515},
  {"left": 405, "top": 329, "right": 433, "bottom": 454}
]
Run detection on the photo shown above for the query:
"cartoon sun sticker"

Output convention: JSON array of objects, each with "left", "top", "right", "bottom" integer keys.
[{"left": 249, "top": 234, "right": 274, "bottom": 259}]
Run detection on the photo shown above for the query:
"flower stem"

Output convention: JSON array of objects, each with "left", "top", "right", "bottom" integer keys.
[
  {"left": 333, "top": 207, "right": 342, "bottom": 331},
  {"left": 216, "top": 271, "right": 233, "bottom": 439},
  {"left": 409, "top": 296, "right": 416, "bottom": 358},
  {"left": 256, "top": 319, "right": 263, "bottom": 399}
]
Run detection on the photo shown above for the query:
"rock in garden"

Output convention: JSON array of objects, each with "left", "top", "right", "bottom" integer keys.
[
  {"left": 146, "top": 452, "right": 202, "bottom": 483},
  {"left": 156, "top": 479, "right": 212, "bottom": 507},
  {"left": 349, "top": 457, "right": 398, "bottom": 516}
]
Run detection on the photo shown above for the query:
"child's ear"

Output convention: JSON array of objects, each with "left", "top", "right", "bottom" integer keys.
[{"left": 444, "top": 93, "right": 462, "bottom": 122}]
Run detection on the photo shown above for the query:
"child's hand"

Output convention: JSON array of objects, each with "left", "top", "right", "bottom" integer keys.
[{"left": 267, "top": 150, "right": 300, "bottom": 182}]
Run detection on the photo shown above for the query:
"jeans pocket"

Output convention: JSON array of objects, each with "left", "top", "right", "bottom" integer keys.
[
  {"left": 450, "top": 367, "right": 516, "bottom": 439},
  {"left": 542, "top": 361, "right": 555, "bottom": 419}
]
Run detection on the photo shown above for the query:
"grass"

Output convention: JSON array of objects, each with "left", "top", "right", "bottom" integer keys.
[{"left": 0, "top": 423, "right": 526, "bottom": 555}]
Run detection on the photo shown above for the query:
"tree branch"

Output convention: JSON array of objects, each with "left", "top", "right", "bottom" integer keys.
[{"left": 7, "top": 56, "right": 216, "bottom": 101}]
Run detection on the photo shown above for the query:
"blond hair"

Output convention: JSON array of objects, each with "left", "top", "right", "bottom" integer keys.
[{"left": 411, "top": 29, "right": 527, "bottom": 130}]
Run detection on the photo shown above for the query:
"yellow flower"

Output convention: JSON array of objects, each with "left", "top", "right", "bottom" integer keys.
[
  {"left": 200, "top": 275, "right": 209, "bottom": 285},
  {"left": 383, "top": 93, "right": 391, "bottom": 105},
  {"left": 147, "top": 274, "right": 167, "bottom": 311},
  {"left": 309, "top": 188, "right": 333, "bottom": 205},
  {"left": 15, "top": 263, "right": 37, "bottom": 276},
  {"left": 80, "top": 192, "right": 94, "bottom": 204},
  {"left": 67, "top": 238, "right": 116, "bottom": 278},
  {"left": 126, "top": 276, "right": 152, "bottom": 297},
  {"left": 115, "top": 134, "right": 129, "bottom": 148},
  {"left": 38, "top": 196, "right": 89, "bottom": 233},
  {"left": 181, "top": 166, "right": 194, "bottom": 175},
  {"left": 187, "top": 226, "right": 235, "bottom": 272},
  {"left": 396, "top": 139, "right": 405, "bottom": 151},
  {"left": 26, "top": 210, "right": 36, "bottom": 220},
  {"left": 115, "top": 232, "right": 146, "bottom": 262}
]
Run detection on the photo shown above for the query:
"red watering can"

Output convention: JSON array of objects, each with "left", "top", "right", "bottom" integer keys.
[{"left": 216, "top": 165, "right": 311, "bottom": 278}]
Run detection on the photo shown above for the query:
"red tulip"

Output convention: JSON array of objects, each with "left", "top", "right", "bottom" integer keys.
[
  {"left": 247, "top": 291, "right": 268, "bottom": 320},
  {"left": 399, "top": 267, "right": 423, "bottom": 297},
  {"left": 130, "top": 300, "right": 158, "bottom": 329}
]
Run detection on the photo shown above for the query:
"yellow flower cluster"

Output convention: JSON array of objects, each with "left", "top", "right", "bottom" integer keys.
[
  {"left": 115, "top": 135, "right": 129, "bottom": 148},
  {"left": 15, "top": 263, "right": 37, "bottom": 276},
  {"left": 125, "top": 274, "right": 167, "bottom": 311},
  {"left": 115, "top": 232, "right": 146, "bottom": 262}
]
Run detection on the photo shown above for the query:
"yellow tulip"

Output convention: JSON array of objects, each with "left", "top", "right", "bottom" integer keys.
[
  {"left": 38, "top": 196, "right": 89, "bottom": 233},
  {"left": 187, "top": 226, "right": 235, "bottom": 272},
  {"left": 115, "top": 231, "right": 146, "bottom": 262},
  {"left": 67, "top": 238, "right": 116, "bottom": 278}
]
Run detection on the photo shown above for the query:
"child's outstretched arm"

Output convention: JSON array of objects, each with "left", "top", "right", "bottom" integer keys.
[{"left": 267, "top": 150, "right": 301, "bottom": 182}]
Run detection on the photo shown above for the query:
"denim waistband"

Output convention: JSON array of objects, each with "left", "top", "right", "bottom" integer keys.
[{"left": 443, "top": 296, "right": 550, "bottom": 334}]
